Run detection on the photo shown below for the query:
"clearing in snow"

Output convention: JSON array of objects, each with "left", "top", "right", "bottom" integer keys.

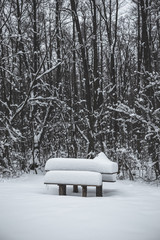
[{"left": 0, "top": 173, "right": 160, "bottom": 240}]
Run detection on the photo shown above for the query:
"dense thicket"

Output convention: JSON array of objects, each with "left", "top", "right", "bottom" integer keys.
[{"left": 0, "top": 0, "right": 160, "bottom": 180}]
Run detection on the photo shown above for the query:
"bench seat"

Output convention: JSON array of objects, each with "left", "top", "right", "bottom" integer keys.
[{"left": 44, "top": 170, "right": 102, "bottom": 197}]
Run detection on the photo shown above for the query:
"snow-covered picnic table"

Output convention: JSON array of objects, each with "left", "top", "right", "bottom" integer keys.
[
  {"left": 45, "top": 152, "right": 118, "bottom": 181},
  {"left": 44, "top": 152, "right": 118, "bottom": 197}
]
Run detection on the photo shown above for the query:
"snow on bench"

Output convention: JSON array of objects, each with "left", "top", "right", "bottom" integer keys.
[
  {"left": 44, "top": 170, "right": 103, "bottom": 197},
  {"left": 45, "top": 152, "right": 118, "bottom": 182}
]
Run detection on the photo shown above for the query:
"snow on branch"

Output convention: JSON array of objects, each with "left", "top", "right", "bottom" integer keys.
[
  {"left": 0, "top": 99, "right": 12, "bottom": 116},
  {"left": 0, "top": 67, "right": 17, "bottom": 84},
  {"left": 10, "top": 62, "right": 62, "bottom": 123},
  {"left": 135, "top": 101, "right": 150, "bottom": 113},
  {"left": 109, "top": 103, "right": 160, "bottom": 140},
  {"left": 36, "top": 62, "right": 62, "bottom": 81},
  {"left": 6, "top": 123, "right": 23, "bottom": 142},
  {"left": 76, "top": 125, "right": 89, "bottom": 143},
  {"left": 34, "top": 105, "right": 51, "bottom": 144}
]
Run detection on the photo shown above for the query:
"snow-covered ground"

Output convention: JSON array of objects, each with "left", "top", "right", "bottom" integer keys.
[{"left": 0, "top": 174, "right": 160, "bottom": 240}]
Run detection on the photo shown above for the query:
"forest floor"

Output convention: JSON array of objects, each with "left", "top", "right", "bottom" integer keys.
[{"left": 0, "top": 173, "right": 160, "bottom": 240}]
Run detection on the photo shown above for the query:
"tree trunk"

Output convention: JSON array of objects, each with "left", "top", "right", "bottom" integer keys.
[
  {"left": 56, "top": 0, "right": 61, "bottom": 91},
  {"left": 70, "top": 0, "right": 95, "bottom": 157},
  {"left": 140, "top": 0, "right": 151, "bottom": 72}
]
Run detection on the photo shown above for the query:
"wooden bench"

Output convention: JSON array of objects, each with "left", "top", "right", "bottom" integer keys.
[{"left": 44, "top": 171, "right": 103, "bottom": 197}]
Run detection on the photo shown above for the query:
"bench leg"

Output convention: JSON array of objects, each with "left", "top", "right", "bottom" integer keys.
[
  {"left": 73, "top": 185, "right": 78, "bottom": 193},
  {"left": 96, "top": 185, "right": 102, "bottom": 197},
  {"left": 59, "top": 184, "right": 66, "bottom": 195},
  {"left": 82, "top": 186, "right": 87, "bottom": 197}
]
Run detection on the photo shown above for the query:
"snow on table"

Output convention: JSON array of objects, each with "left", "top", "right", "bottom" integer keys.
[
  {"left": 101, "top": 173, "right": 117, "bottom": 182},
  {"left": 44, "top": 170, "right": 102, "bottom": 186},
  {"left": 45, "top": 152, "right": 118, "bottom": 174},
  {"left": 45, "top": 158, "right": 97, "bottom": 171}
]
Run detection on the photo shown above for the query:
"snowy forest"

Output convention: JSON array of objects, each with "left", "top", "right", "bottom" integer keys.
[{"left": 0, "top": 0, "right": 160, "bottom": 181}]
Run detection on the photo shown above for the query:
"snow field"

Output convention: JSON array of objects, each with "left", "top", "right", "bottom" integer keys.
[{"left": 0, "top": 174, "right": 160, "bottom": 240}]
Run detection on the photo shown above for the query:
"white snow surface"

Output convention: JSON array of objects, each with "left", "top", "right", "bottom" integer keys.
[
  {"left": 0, "top": 174, "right": 160, "bottom": 240},
  {"left": 45, "top": 153, "right": 118, "bottom": 174},
  {"left": 93, "top": 152, "right": 111, "bottom": 161},
  {"left": 45, "top": 158, "right": 97, "bottom": 171},
  {"left": 44, "top": 170, "right": 102, "bottom": 186}
]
